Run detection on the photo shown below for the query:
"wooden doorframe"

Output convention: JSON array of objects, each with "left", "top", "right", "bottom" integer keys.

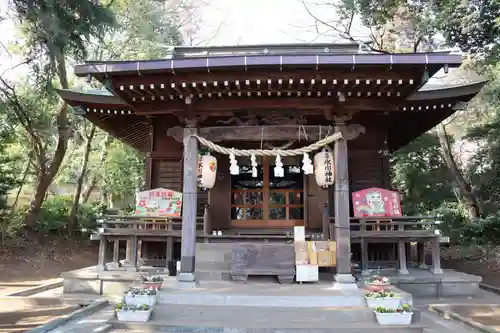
[{"left": 230, "top": 157, "right": 305, "bottom": 228}]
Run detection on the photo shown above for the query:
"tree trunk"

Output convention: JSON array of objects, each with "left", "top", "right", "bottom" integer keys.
[
  {"left": 68, "top": 124, "right": 96, "bottom": 235},
  {"left": 82, "top": 134, "right": 112, "bottom": 203},
  {"left": 24, "top": 48, "right": 71, "bottom": 233},
  {"left": 23, "top": 103, "right": 71, "bottom": 231},
  {"left": 436, "top": 123, "right": 481, "bottom": 219}
]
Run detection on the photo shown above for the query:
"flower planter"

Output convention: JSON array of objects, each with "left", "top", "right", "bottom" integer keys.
[
  {"left": 141, "top": 281, "right": 162, "bottom": 290},
  {"left": 365, "top": 296, "right": 402, "bottom": 309},
  {"left": 125, "top": 294, "right": 157, "bottom": 307},
  {"left": 365, "top": 282, "right": 390, "bottom": 292},
  {"left": 116, "top": 308, "right": 153, "bottom": 323},
  {"left": 375, "top": 311, "right": 413, "bottom": 325}
]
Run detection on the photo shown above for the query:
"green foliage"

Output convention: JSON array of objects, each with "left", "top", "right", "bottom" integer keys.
[
  {"left": 461, "top": 213, "right": 500, "bottom": 247},
  {"left": 102, "top": 140, "right": 144, "bottom": 201},
  {"left": 391, "top": 133, "right": 455, "bottom": 214},
  {"left": 0, "top": 120, "right": 19, "bottom": 223},
  {"left": 432, "top": 202, "right": 469, "bottom": 243},
  {"left": 436, "top": 0, "right": 500, "bottom": 61},
  {"left": 11, "top": 0, "right": 116, "bottom": 83},
  {"left": 10, "top": 195, "right": 102, "bottom": 236}
]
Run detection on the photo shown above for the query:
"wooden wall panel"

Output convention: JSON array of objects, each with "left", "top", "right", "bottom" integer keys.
[
  {"left": 209, "top": 154, "right": 231, "bottom": 229},
  {"left": 306, "top": 174, "right": 329, "bottom": 230},
  {"left": 154, "top": 159, "right": 183, "bottom": 191}
]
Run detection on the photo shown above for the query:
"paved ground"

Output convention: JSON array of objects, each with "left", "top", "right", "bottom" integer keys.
[{"left": 161, "top": 278, "right": 350, "bottom": 296}]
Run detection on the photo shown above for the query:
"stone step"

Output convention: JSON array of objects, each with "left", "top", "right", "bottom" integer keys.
[
  {"left": 158, "top": 290, "right": 366, "bottom": 307},
  {"left": 109, "top": 304, "right": 424, "bottom": 333}
]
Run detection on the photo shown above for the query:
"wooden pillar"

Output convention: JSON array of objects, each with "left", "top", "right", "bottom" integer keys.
[
  {"left": 398, "top": 240, "right": 409, "bottom": 275},
  {"left": 322, "top": 203, "right": 330, "bottom": 239},
  {"left": 177, "top": 127, "right": 198, "bottom": 287},
  {"left": 417, "top": 242, "right": 427, "bottom": 269},
  {"left": 127, "top": 235, "right": 138, "bottom": 272},
  {"left": 361, "top": 239, "right": 370, "bottom": 275},
  {"left": 97, "top": 236, "right": 107, "bottom": 271},
  {"left": 333, "top": 118, "right": 356, "bottom": 288},
  {"left": 203, "top": 204, "right": 211, "bottom": 236},
  {"left": 108, "top": 239, "right": 120, "bottom": 269},
  {"left": 430, "top": 239, "right": 443, "bottom": 274},
  {"left": 124, "top": 240, "right": 132, "bottom": 265}
]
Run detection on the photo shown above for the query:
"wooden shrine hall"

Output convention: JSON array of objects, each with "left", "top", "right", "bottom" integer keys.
[{"left": 58, "top": 43, "right": 485, "bottom": 288}]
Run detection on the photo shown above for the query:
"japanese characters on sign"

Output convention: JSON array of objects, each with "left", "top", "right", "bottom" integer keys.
[
  {"left": 135, "top": 187, "right": 183, "bottom": 217},
  {"left": 352, "top": 187, "right": 402, "bottom": 217}
]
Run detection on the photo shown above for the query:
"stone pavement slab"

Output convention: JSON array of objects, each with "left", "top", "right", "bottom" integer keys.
[{"left": 45, "top": 304, "right": 115, "bottom": 333}]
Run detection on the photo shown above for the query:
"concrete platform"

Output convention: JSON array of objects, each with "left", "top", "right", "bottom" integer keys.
[
  {"left": 358, "top": 268, "right": 482, "bottom": 298},
  {"left": 108, "top": 304, "right": 425, "bottom": 333},
  {"left": 61, "top": 266, "right": 168, "bottom": 302},
  {"left": 158, "top": 279, "right": 369, "bottom": 307}
]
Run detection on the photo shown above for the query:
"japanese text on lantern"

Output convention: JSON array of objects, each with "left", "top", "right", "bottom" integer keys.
[
  {"left": 197, "top": 156, "right": 203, "bottom": 187},
  {"left": 324, "top": 152, "right": 333, "bottom": 183}
]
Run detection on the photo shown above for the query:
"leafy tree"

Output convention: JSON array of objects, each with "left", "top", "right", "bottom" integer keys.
[
  {"left": 391, "top": 133, "right": 456, "bottom": 214},
  {"left": 2, "top": 0, "right": 115, "bottom": 233},
  {"left": 101, "top": 141, "right": 144, "bottom": 207},
  {"left": 0, "top": 117, "right": 19, "bottom": 225}
]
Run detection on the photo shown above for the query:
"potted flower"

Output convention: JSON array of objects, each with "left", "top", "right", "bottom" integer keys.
[
  {"left": 140, "top": 275, "right": 164, "bottom": 289},
  {"left": 115, "top": 303, "right": 153, "bottom": 323},
  {"left": 124, "top": 287, "right": 157, "bottom": 306},
  {"left": 365, "top": 275, "right": 390, "bottom": 291},
  {"left": 374, "top": 304, "right": 413, "bottom": 325},
  {"left": 365, "top": 291, "right": 402, "bottom": 309}
]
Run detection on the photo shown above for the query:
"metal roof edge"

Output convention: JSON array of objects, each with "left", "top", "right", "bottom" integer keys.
[
  {"left": 74, "top": 53, "right": 462, "bottom": 77},
  {"left": 408, "top": 80, "right": 487, "bottom": 101},
  {"left": 56, "top": 89, "right": 128, "bottom": 106}
]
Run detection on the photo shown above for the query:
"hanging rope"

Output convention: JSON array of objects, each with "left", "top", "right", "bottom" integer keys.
[{"left": 190, "top": 131, "right": 343, "bottom": 157}]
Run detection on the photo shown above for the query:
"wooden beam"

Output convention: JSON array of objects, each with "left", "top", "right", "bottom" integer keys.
[
  {"left": 133, "top": 98, "right": 400, "bottom": 114},
  {"left": 198, "top": 125, "right": 333, "bottom": 142},
  {"left": 110, "top": 69, "right": 420, "bottom": 87}
]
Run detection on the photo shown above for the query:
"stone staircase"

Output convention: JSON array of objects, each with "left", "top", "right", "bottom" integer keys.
[
  {"left": 110, "top": 304, "right": 424, "bottom": 333},
  {"left": 106, "top": 280, "right": 424, "bottom": 333}
]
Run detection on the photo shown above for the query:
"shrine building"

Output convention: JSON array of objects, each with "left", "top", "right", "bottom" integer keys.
[{"left": 58, "top": 43, "right": 485, "bottom": 288}]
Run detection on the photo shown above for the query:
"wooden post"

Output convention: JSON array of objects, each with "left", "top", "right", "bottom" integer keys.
[
  {"left": 123, "top": 239, "right": 132, "bottom": 265},
  {"left": 177, "top": 127, "right": 198, "bottom": 287},
  {"left": 333, "top": 118, "right": 357, "bottom": 289},
  {"left": 203, "top": 204, "right": 211, "bottom": 236},
  {"left": 430, "top": 239, "right": 443, "bottom": 274},
  {"left": 97, "top": 237, "right": 107, "bottom": 271},
  {"left": 417, "top": 242, "right": 427, "bottom": 269},
  {"left": 127, "top": 235, "right": 138, "bottom": 272},
  {"left": 361, "top": 239, "right": 370, "bottom": 276},
  {"left": 108, "top": 239, "right": 120, "bottom": 269},
  {"left": 398, "top": 240, "right": 409, "bottom": 275},
  {"left": 322, "top": 203, "right": 329, "bottom": 239}
]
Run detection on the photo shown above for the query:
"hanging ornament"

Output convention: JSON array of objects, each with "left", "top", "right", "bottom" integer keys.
[
  {"left": 274, "top": 155, "right": 284, "bottom": 177},
  {"left": 229, "top": 150, "right": 239, "bottom": 175},
  {"left": 314, "top": 149, "right": 334, "bottom": 188},
  {"left": 302, "top": 153, "right": 313, "bottom": 175},
  {"left": 197, "top": 153, "right": 217, "bottom": 189},
  {"left": 251, "top": 154, "right": 258, "bottom": 178}
]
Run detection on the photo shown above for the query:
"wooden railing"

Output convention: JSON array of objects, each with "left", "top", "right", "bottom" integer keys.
[
  {"left": 323, "top": 203, "right": 441, "bottom": 239},
  {"left": 96, "top": 214, "right": 205, "bottom": 237}
]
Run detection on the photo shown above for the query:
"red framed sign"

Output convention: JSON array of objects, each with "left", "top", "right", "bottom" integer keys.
[{"left": 352, "top": 187, "right": 402, "bottom": 217}]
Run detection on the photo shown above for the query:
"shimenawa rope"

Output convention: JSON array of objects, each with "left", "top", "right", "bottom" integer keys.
[{"left": 190, "top": 131, "right": 343, "bottom": 157}]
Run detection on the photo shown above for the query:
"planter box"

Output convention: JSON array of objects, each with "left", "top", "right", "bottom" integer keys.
[
  {"left": 365, "top": 282, "right": 390, "bottom": 292},
  {"left": 375, "top": 312, "right": 413, "bottom": 326},
  {"left": 116, "top": 309, "right": 153, "bottom": 323},
  {"left": 125, "top": 294, "right": 157, "bottom": 307},
  {"left": 365, "top": 297, "right": 402, "bottom": 309},
  {"left": 141, "top": 281, "right": 162, "bottom": 290}
]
